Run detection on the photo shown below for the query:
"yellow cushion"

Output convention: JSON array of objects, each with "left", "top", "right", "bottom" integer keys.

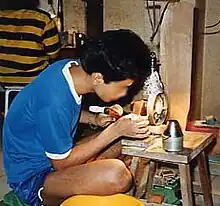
[{"left": 61, "top": 194, "right": 144, "bottom": 206}]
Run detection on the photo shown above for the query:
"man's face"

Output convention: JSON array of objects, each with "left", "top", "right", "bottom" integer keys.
[{"left": 95, "top": 79, "right": 134, "bottom": 102}]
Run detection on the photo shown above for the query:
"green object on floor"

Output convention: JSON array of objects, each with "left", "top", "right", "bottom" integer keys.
[
  {"left": 151, "top": 177, "right": 181, "bottom": 205},
  {"left": 3, "top": 191, "right": 28, "bottom": 206}
]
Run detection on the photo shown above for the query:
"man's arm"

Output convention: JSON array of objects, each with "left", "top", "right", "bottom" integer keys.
[
  {"left": 43, "top": 18, "right": 61, "bottom": 59},
  {"left": 50, "top": 123, "right": 120, "bottom": 171},
  {"left": 50, "top": 114, "right": 150, "bottom": 171},
  {"left": 80, "top": 110, "right": 116, "bottom": 127},
  {"left": 79, "top": 110, "right": 98, "bottom": 125}
]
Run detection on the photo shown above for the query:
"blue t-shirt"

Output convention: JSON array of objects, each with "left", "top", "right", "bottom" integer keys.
[{"left": 3, "top": 59, "right": 82, "bottom": 183}]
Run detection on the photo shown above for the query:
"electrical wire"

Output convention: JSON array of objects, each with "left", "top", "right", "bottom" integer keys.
[
  {"left": 48, "top": 0, "right": 56, "bottom": 17},
  {"left": 50, "top": 4, "right": 56, "bottom": 16},
  {"left": 201, "top": 30, "right": 220, "bottom": 35},
  {"left": 150, "top": 1, "right": 169, "bottom": 42},
  {"left": 205, "top": 19, "right": 220, "bottom": 29},
  {"left": 202, "top": 18, "right": 220, "bottom": 35},
  {"left": 146, "top": 0, "right": 155, "bottom": 33},
  {"left": 152, "top": 0, "right": 156, "bottom": 30}
]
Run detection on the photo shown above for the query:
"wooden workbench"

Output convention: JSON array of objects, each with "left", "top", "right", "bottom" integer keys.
[{"left": 122, "top": 132, "right": 215, "bottom": 206}]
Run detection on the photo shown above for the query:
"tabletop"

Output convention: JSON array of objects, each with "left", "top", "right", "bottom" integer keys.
[{"left": 122, "top": 131, "right": 214, "bottom": 164}]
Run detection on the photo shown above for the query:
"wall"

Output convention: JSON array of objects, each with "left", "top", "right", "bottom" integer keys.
[
  {"left": 160, "top": 0, "right": 195, "bottom": 129},
  {"left": 104, "top": 0, "right": 196, "bottom": 129},
  {"left": 104, "top": 0, "right": 147, "bottom": 42},
  {"left": 202, "top": 0, "right": 220, "bottom": 120},
  {"left": 104, "top": 0, "right": 162, "bottom": 51},
  {"left": 39, "top": 0, "right": 86, "bottom": 33},
  {"left": 61, "top": 0, "right": 220, "bottom": 128},
  {"left": 63, "top": 0, "right": 86, "bottom": 33}
]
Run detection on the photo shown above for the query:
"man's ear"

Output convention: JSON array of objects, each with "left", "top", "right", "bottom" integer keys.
[{"left": 91, "top": 73, "right": 104, "bottom": 85}]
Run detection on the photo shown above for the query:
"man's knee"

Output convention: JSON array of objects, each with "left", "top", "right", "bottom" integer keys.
[{"left": 107, "top": 159, "right": 133, "bottom": 193}]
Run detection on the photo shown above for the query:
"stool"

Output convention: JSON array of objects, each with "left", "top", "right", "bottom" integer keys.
[
  {"left": 4, "top": 86, "right": 23, "bottom": 116},
  {"left": 122, "top": 131, "right": 214, "bottom": 206}
]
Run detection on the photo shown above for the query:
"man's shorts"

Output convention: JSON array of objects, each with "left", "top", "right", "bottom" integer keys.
[{"left": 9, "top": 167, "right": 53, "bottom": 206}]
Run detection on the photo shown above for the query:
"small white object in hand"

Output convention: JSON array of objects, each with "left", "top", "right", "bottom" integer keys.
[{"left": 127, "top": 113, "right": 140, "bottom": 120}]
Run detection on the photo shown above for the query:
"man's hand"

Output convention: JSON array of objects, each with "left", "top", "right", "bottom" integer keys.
[
  {"left": 95, "top": 113, "right": 116, "bottom": 127},
  {"left": 80, "top": 110, "right": 117, "bottom": 127},
  {"left": 111, "top": 114, "right": 150, "bottom": 139}
]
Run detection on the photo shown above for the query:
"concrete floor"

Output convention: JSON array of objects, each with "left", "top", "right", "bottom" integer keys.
[
  {"left": 193, "top": 167, "right": 220, "bottom": 206},
  {"left": 193, "top": 178, "right": 220, "bottom": 206}
]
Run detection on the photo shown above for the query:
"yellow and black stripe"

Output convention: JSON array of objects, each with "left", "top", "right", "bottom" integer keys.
[{"left": 0, "top": 8, "right": 61, "bottom": 86}]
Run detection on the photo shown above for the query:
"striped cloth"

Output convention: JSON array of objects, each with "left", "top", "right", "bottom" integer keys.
[{"left": 0, "top": 8, "right": 61, "bottom": 86}]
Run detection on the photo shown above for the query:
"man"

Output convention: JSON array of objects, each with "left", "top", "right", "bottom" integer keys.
[
  {"left": 0, "top": 0, "right": 61, "bottom": 86},
  {"left": 0, "top": 0, "right": 61, "bottom": 118},
  {"left": 3, "top": 29, "right": 151, "bottom": 206}
]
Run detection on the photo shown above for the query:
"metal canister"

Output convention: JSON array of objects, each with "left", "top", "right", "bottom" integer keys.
[{"left": 162, "top": 120, "right": 183, "bottom": 152}]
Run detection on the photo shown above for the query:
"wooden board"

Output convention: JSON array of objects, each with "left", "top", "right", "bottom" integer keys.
[
  {"left": 122, "top": 132, "right": 214, "bottom": 164},
  {"left": 122, "top": 135, "right": 161, "bottom": 148}
]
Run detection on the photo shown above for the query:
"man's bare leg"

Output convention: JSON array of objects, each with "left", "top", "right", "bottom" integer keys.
[
  {"left": 42, "top": 159, "right": 133, "bottom": 206},
  {"left": 94, "top": 138, "right": 132, "bottom": 166},
  {"left": 78, "top": 131, "right": 132, "bottom": 165}
]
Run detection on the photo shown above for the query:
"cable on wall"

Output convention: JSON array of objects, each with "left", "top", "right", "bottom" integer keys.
[
  {"left": 201, "top": 30, "right": 220, "bottom": 35},
  {"left": 205, "top": 19, "right": 220, "bottom": 29},
  {"left": 152, "top": 0, "right": 157, "bottom": 30},
  {"left": 146, "top": 0, "right": 155, "bottom": 33},
  {"left": 202, "top": 18, "right": 220, "bottom": 35},
  {"left": 150, "top": 1, "right": 169, "bottom": 42}
]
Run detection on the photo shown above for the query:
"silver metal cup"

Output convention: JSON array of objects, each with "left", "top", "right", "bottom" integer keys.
[{"left": 162, "top": 120, "right": 183, "bottom": 152}]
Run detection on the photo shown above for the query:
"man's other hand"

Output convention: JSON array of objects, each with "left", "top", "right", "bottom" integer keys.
[{"left": 95, "top": 113, "right": 117, "bottom": 127}]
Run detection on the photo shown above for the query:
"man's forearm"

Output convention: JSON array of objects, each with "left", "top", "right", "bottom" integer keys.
[
  {"left": 69, "top": 126, "right": 118, "bottom": 165},
  {"left": 80, "top": 110, "right": 98, "bottom": 125},
  {"left": 51, "top": 123, "right": 120, "bottom": 170}
]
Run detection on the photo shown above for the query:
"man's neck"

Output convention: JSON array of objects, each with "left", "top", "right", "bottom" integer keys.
[{"left": 69, "top": 65, "right": 94, "bottom": 95}]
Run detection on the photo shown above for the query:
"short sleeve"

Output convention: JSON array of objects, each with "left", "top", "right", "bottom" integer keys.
[
  {"left": 42, "top": 18, "right": 61, "bottom": 56},
  {"left": 36, "top": 105, "right": 74, "bottom": 160}
]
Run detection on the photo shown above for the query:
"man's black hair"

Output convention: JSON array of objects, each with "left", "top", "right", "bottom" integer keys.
[
  {"left": 80, "top": 29, "right": 151, "bottom": 87},
  {"left": 0, "top": 0, "right": 39, "bottom": 10}
]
